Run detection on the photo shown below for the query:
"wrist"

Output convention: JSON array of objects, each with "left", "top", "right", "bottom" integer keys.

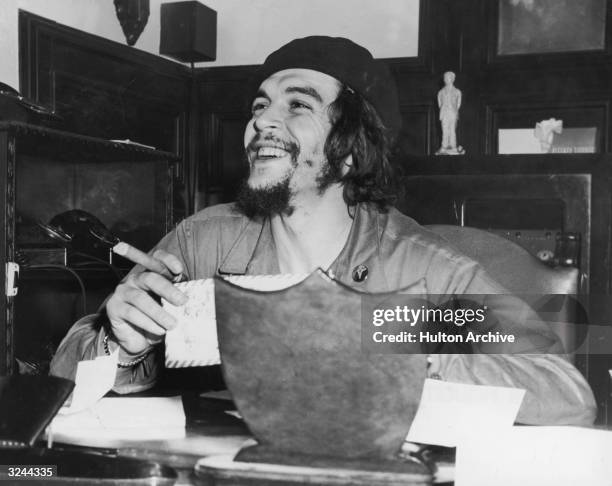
[{"left": 103, "top": 330, "right": 152, "bottom": 368}]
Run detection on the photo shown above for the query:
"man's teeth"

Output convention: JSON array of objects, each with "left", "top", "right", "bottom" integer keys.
[{"left": 257, "top": 147, "right": 287, "bottom": 158}]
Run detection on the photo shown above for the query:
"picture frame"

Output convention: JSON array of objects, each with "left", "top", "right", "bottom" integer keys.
[
  {"left": 497, "top": 0, "right": 607, "bottom": 56},
  {"left": 486, "top": 0, "right": 612, "bottom": 67}
]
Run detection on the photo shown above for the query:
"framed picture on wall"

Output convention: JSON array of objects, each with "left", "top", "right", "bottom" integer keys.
[{"left": 497, "top": 0, "right": 608, "bottom": 55}]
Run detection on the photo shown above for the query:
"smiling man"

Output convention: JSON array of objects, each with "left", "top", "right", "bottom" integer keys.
[
  {"left": 51, "top": 36, "right": 596, "bottom": 426},
  {"left": 237, "top": 67, "right": 355, "bottom": 274}
]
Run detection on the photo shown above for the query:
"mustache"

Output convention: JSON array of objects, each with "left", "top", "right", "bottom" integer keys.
[{"left": 245, "top": 134, "right": 300, "bottom": 158}]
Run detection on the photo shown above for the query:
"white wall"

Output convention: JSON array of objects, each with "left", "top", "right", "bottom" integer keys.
[
  {"left": 198, "top": 0, "right": 419, "bottom": 66},
  {"left": 0, "top": 0, "right": 123, "bottom": 89},
  {"left": 0, "top": 0, "right": 419, "bottom": 90}
]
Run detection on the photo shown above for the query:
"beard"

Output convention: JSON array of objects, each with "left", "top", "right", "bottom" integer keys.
[
  {"left": 236, "top": 133, "right": 340, "bottom": 218},
  {"left": 235, "top": 175, "right": 295, "bottom": 219}
]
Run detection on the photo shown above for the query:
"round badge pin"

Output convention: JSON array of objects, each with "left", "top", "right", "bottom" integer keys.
[{"left": 352, "top": 264, "right": 368, "bottom": 282}]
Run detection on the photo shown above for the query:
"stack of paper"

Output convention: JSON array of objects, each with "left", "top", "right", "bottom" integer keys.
[{"left": 51, "top": 396, "right": 186, "bottom": 442}]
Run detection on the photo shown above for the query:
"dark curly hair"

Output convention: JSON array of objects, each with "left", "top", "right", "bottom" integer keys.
[{"left": 319, "top": 86, "right": 397, "bottom": 211}]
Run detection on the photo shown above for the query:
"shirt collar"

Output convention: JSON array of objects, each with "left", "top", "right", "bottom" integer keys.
[
  {"left": 217, "top": 216, "right": 279, "bottom": 276},
  {"left": 217, "top": 203, "right": 388, "bottom": 287}
]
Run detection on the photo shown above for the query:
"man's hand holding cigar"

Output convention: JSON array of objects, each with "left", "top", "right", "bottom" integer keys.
[{"left": 105, "top": 242, "right": 188, "bottom": 360}]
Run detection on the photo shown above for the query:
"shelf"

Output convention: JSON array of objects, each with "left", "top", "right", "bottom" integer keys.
[
  {"left": 19, "top": 265, "right": 128, "bottom": 283},
  {"left": 0, "top": 122, "right": 180, "bottom": 164}
]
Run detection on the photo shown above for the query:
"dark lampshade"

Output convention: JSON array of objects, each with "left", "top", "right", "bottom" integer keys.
[{"left": 160, "top": 1, "right": 217, "bottom": 62}]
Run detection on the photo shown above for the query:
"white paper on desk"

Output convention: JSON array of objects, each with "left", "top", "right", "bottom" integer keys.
[
  {"left": 59, "top": 348, "right": 118, "bottom": 414},
  {"left": 406, "top": 379, "right": 525, "bottom": 447},
  {"left": 51, "top": 396, "right": 186, "bottom": 441},
  {"left": 163, "top": 275, "right": 308, "bottom": 368},
  {"left": 455, "top": 426, "right": 612, "bottom": 486}
]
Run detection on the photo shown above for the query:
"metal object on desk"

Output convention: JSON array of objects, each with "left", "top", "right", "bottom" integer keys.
[
  {"left": 204, "top": 271, "right": 431, "bottom": 485},
  {"left": 196, "top": 453, "right": 431, "bottom": 486}
]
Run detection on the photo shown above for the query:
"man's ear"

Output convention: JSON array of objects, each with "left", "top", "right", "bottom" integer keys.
[{"left": 341, "top": 155, "right": 353, "bottom": 176}]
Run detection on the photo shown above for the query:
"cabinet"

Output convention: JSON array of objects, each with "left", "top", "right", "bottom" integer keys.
[
  {"left": 0, "top": 122, "right": 178, "bottom": 375},
  {"left": 395, "top": 153, "right": 612, "bottom": 421}
]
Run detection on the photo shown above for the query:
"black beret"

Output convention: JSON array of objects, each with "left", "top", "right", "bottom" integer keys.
[{"left": 251, "top": 36, "right": 402, "bottom": 140}]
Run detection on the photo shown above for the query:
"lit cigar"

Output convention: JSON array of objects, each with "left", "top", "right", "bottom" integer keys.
[{"left": 112, "top": 241, "right": 184, "bottom": 282}]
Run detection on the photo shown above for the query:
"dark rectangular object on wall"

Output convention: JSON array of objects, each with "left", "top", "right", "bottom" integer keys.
[{"left": 160, "top": 1, "right": 217, "bottom": 62}]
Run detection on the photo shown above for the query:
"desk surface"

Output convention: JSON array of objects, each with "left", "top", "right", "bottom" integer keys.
[
  {"left": 34, "top": 391, "right": 612, "bottom": 486},
  {"left": 43, "top": 393, "right": 252, "bottom": 485},
  {"left": 51, "top": 394, "right": 250, "bottom": 460},
  {"left": 39, "top": 392, "right": 447, "bottom": 485}
]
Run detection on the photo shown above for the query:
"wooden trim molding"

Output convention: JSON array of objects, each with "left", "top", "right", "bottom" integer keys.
[
  {"left": 19, "top": 10, "right": 188, "bottom": 99},
  {"left": 18, "top": 9, "right": 191, "bottom": 194}
]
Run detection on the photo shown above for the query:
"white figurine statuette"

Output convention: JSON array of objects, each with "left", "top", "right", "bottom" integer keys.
[
  {"left": 534, "top": 118, "right": 563, "bottom": 153},
  {"left": 436, "top": 71, "right": 465, "bottom": 155}
]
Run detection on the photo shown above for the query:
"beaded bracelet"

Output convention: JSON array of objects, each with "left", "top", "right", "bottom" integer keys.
[{"left": 103, "top": 332, "right": 151, "bottom": 368}]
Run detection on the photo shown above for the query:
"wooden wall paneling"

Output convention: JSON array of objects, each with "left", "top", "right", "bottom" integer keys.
[
  {"left": 0, "top": 132, "right": 13, "bottom": 374},
  {"left": 19, "top": 11, "right": 190, "bottom": 143},
  {"left": 447, "top": 0, "right": 612, "bottom": 156},
  {"left": 398, "top": 153, "right": 612, "bottom": 419},
  {"left": 185, "top": 73, "right": 200, "bottom": 216},
  {"left": 197, "top": 66, "right": 254, "bottom": 115},
  {"left": 585, "top": 162, "right": 612, "bottom": 420},
  {"left": 52, "top": 71, "right": 187, "bottom": 155},
  {"left": 396, "top": 103, "right": 435, "bottom": 157},
  {"left": 197, "top": 66, "right": 253, "bottom": 207},
  {"left": 201, "top": 111, "right": 249, "bottom": 206},
  {"left": 397, "top": 154, "right": 610, "bottom": 284},
  {"left": 18, "top": 10, "right": 191, "bottom": 215},
  {"left": 399, "top": 154, "right": 612, "bottom": 298}
]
